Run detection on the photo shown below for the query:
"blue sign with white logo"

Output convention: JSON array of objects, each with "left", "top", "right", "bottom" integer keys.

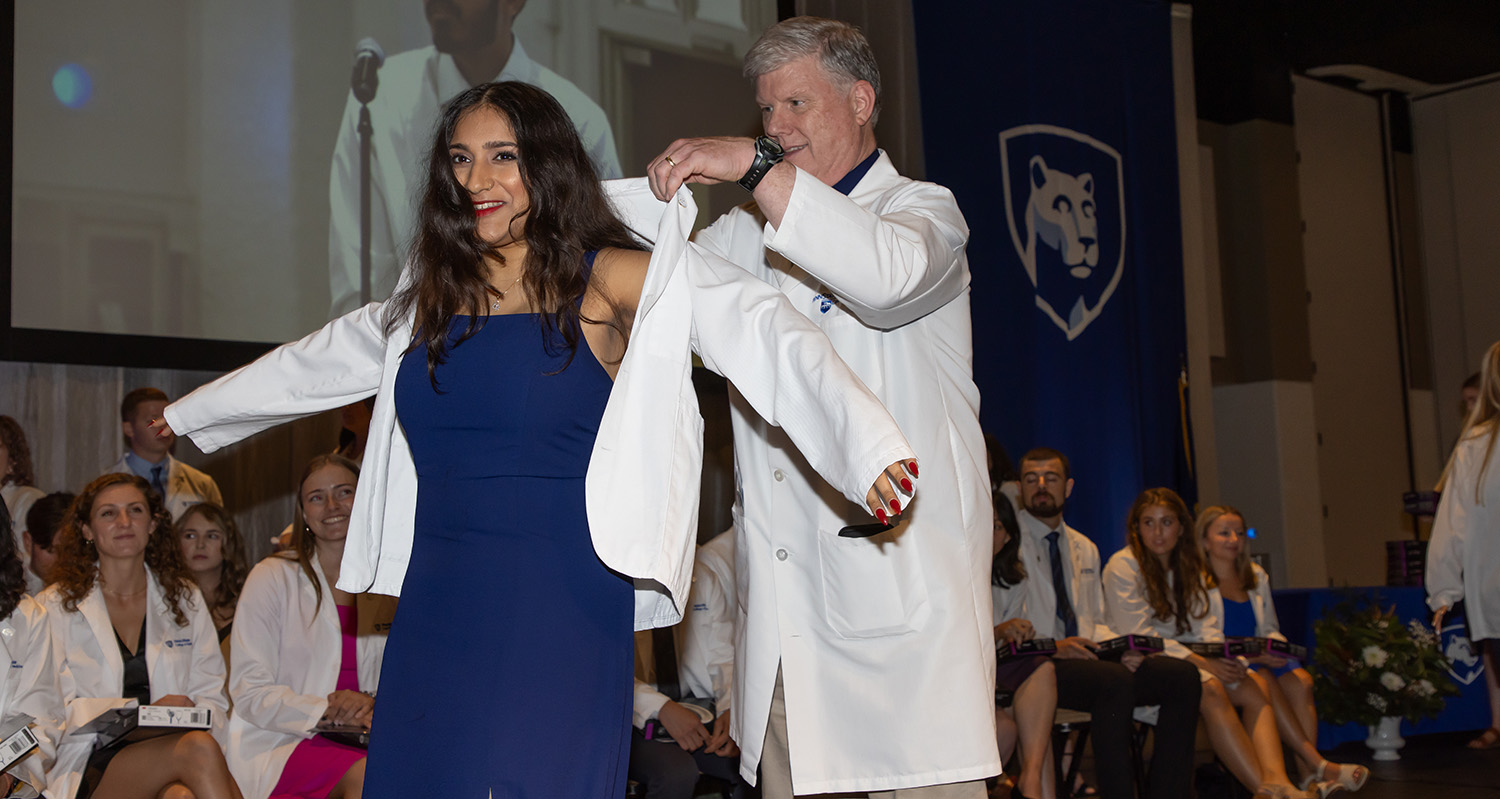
[{"left": 915, "top": 0, "right": 1193, "bottom": 551}]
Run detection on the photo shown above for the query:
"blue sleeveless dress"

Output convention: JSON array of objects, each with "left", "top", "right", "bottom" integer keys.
[{"left": 369, "top": 254, "right": 633, "bottom": 798}]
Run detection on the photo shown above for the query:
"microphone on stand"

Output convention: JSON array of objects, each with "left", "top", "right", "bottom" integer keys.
[
  {"left": 351, "top": 38, "right": 384, "bottom": 305},
  {"left": 351, "top": 38, "right": 384, "bottom": 104}
]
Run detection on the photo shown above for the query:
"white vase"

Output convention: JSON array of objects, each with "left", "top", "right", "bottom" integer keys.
[{"left": 1365, "top": 715, "right": 1405, "bottom": 761}]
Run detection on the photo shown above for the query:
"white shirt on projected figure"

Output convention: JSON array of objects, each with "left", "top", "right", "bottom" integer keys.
[{"left": 327, "top": 0, "right": 621, "bottom": 318}]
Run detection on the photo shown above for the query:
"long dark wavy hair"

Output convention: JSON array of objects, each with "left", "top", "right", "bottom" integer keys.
[
  {"left": 991, "top": 488, "right": 1025, "bottom": 589},
  {"left": 53, "top": 473, "right": 195, "bottom": 627},
  {"left": 0, "top": 503, "right": 28, "bottom": 620},
  {"left": 0, "top": 416, "right": 36, "bottom": 488},
  {"left": 1125, "top": 487, "right": 1209, "bottom": 636},
  {"left": 288, "top": 453, "right": 361, "bottom": 614},
  {"left": 175, "top": 502, "right": 250, "bottom": 623},
  {"left": 385, "top": 81, "right": 644, "bottom": 387}
]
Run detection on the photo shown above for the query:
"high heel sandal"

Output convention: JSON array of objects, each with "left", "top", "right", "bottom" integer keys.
[{"left": 1314, "top": 759, "right": 1368, "bottom": 792}]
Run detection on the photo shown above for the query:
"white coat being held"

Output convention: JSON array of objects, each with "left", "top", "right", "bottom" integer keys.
[
  {"left": 39, "top": 574, "right": 229, "bottom": 799},
  {"left": 226, "top": 554, "right": 395, "bottom": 799},
  {"left": 1427, "top": 424, "right": 1500, "bottom": 641}
]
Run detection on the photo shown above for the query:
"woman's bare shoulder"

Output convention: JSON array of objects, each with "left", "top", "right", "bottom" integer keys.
[{"left": 590, "top": 247, "right": 650, "bottom": 307}]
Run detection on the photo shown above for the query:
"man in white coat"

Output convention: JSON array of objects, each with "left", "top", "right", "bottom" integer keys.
[{"left": 648, "top": 17, "right": 998, "bottom": 797}]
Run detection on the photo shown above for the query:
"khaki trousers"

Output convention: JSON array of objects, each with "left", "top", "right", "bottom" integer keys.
[{"left": 758, "top": 667, "right": 986, "bottom": 799}]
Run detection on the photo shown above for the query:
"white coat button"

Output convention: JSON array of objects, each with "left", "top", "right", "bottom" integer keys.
[
  {"left": 775, "top": 549, "right": 789, "bottom": 561},
  {"left": 773, "top": 469, "right": 785, "bottom": 482}
]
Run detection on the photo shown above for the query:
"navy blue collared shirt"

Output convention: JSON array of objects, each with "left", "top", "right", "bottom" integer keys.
[{"left": 831, "top": 150, "right": 880, "bottom": 196}]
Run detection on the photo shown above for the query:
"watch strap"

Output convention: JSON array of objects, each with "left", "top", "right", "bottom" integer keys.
[{"left": 737, "top": 137, "right": 783, "bottom": 192}]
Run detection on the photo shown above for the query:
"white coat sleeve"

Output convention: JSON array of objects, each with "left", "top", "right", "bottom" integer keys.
[
  {"left": 684, "top": 242, "right": 914, "bottom": 509},
  {"left": 761, "top": 168, "right": 969, "bottom": 330},
  {"left": 181, "top": 593, "right": 230, "bottom": 742},
  {"left": 1101, "top": 553, "right": 1190, "bottom": 660},
  {"left": 165, "top": 302, "right": 390, "bottom": 454},
  {"left": 5, "top": 600, "right": 63, "bottom": 793},
  {"left": 1251, "top": 567, "right": 1287, "bottom": 641},
  {"left": 678, "top": 565, "right": 734, "bottom": 713},
  {"left": 632, "top": 679, "right": 670, "bottom": 729},
  {"left": 329, "top": 92, "right": 402, "bottom": 318},
  {"left": 1427, "top": 445, "right": 1473, "bottom": 613},
  {"left": 229, "top": 568, "right": 327, "bottom": 737}
]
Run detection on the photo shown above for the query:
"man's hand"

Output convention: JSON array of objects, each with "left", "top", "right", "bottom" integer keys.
[
  {"left": 1053, "top": 637, "right": 1099, "bottom": 660},
  {"left": 706, "top": 709, "right": 739, "bottom": 757},
  {"left": 1119, "top": 650, "right": 1145, "bottom": 673},
  {"left": 995, "top": 618, "right": 1034, "bottom": 644},
  {"left": 657, "top": 701, "right": 710, "bottom": 752},
  {"left": 648, "top": 137, "right": 758, "bottom": 201}
]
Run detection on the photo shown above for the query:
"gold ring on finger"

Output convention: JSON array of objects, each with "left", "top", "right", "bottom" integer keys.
[{"left": 665, "top": 156, "right": 677, "bottom": 167}]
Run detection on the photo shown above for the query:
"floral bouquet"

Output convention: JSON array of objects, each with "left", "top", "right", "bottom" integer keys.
[{"left": 1311, "top": 599, "right": 1459, "bottom": 727}]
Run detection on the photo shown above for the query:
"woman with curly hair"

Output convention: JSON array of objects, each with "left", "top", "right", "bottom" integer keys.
[
  {"left": 0, "top": 415, "right": 48, "bottom": 594},
  {"left": 1103, "top": 488, "right": 1321, "bottom": 799},
  {"left": 175, "top": 503, "right": 249, "bottom": 642},
  {"left": 0, "top": 501, "right": 64, "bottom": 796},
  {"left": 38, "top": 472, "right": 238, "bottom": 799}
]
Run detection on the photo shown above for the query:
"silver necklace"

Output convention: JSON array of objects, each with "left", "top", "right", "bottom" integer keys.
[{"left": 487, "top": 272, "right": 524, "bottom": 311}]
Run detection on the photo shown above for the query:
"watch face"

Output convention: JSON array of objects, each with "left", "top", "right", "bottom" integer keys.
[{"left": 758, "top": 136, "right": 784, "bottom": 159}]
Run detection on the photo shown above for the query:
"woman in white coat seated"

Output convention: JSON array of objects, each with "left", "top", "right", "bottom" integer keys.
[
  {"left": 175, "top": 503, "right": 249, "bottom": 645},
  {"left": 0, "top": 501, "right": 64, "bottom": 797},
  {"left": 38, "top": 473, "right": 238, "bottom": 799},
  {"left": 1429, "top": 340, "right": 1500, "bottom": 750},
  {"left": 225, "top": 454, "right": 394, "bottom": 799},
  {"left": 1199, "top": 505, "right": 1366, "bottom": 793},
  {"left": 1102, "top": 488, "right": 1317, "bottom": 799}
]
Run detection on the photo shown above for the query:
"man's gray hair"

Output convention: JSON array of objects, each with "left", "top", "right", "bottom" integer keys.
[{"left": 743, "top": 16, "right": 882, "bottom": 127}]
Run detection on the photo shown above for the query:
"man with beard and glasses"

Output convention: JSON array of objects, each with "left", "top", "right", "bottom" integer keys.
[
  {"left": 327, "top": 0, "right": 621, "bottom": 317},
  {"left": 999, "top": 447, "right": 1202, "bottom": 799}
]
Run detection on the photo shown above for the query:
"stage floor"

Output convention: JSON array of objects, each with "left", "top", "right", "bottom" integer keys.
[{"left": 1322, "top": 731, "right": 1500, "bottom": 798}]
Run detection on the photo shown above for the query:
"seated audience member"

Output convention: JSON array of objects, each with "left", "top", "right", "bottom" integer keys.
[
  {"left": 39, "top": 473, "right": 236, "bottom": 799},
  {"left": 1, "top": 416, "right": 48, "bottom": 594},
  {"left": 225, "top": 454, "right": 394, "bottom": 799},
  {"left": 24, "top": 491, "right": 74, "bottom": 589},
  {"left": 1010, "top": 448, "right": 1201, "bottom": 799},
  {"left": 1102, "top": 488, "right": 1318, "bottom": 799},
  {"left": 334, "top": 399, "right": 375, "bottom": 465},
  {"left": 0, "top": 502, "right": 65, "bottom": 797},
  {"left": 990, "top": 488, "right": 1058, "bottom": 799},
  {"left": 630, "top": 527, "right": 741, "bottom": 799},
  {"left": 1200, "top": 506, "right": 1367, "bottom": 792},
  {"left": 175, "top": 504, "right": 249, "bottom": 643},
  {"left": 108, "top": 388, "right": 223, "bottom": 521}
]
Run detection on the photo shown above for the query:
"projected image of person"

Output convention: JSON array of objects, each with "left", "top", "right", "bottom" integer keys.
[
  {"left": 328, "top": 0, "right": 623, "bottom": 318},
  {"left": 160, "top": 78, "right": 913, "bottom": 796}
]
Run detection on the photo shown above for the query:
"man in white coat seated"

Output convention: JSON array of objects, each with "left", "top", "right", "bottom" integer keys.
[
  {"left": 630, "top": 527, "right": 741, "bottom": 798},
  {"left": 648, "top": 16, "right": 998, "bottom": 798}
]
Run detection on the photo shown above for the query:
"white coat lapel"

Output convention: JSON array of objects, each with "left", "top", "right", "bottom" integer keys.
[
  {"left": 145, "top": 573, "right": 175, "bottom": 696},
  {"left": 78, "top": 587, "right": 124, "bottom": 686}
]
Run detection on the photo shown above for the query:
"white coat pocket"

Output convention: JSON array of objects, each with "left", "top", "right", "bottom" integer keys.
[{"left": 816, "top": 524, "right": 930, "bottom": 639}]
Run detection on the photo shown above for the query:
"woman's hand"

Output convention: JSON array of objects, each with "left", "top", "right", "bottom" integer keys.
[
  {"left": 1250, "top": 652, "right": 1289, "bottom": 669},
  {"left": 995, "top": 618, "right": 1034, "bottom": 644},
  {"left": 323, "top": 690, "right": 375, "bottom": 729},
  {"left": 865, "top": 460, "right": 919, "bottom": 524},
  {"left": 148, "top": 417, "right": 175, "bottom": 440},
  {"left": 1201, "top": 656, "right": 1248, "bottom": 686},
  {"left": 1433, "top": 605, "right": 1450, "bottom": 632},
  {"left": 153, "top": 694, "right": 194, "bottom": 708}
]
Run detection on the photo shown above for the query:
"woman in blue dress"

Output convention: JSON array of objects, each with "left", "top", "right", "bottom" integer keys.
[{"left": 158, "top": 81, "right": 914, "bottom": 797}]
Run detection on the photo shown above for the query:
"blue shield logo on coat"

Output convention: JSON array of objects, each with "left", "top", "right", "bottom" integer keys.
[{"left": 1000, "top": 125, "right": 1125, "bottom": 340}]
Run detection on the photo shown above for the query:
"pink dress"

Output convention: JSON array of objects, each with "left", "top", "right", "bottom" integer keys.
[{"left": 270, "top": 604, "right": 366, "bottom": 799}]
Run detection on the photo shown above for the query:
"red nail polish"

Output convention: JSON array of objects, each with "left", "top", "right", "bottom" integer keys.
[
  {"left": 900, "top": 478, "right": 913, "bottom": 493},
  {"left": 876, "top": 509, "right": 888, "bottom": 525},
  {"left": 890, "top": 499, "right": 901, "bottom": 514},
  {"left": 909, "top": 462, "right": 919, "bottom": 477}
]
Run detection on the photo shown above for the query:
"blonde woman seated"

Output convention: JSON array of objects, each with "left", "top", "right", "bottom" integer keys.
[
  {"left": 38, "top": 473, "right": 237, "bottom": 799},
  {"left": 176, "top": 504, "right": 250, "bottom": 647},
  {"left": 0, "top": 502, "right": 64, "bottom": 796},
  {"left": 990, "top": 489, "right": 1057, "bottom": 799},
  {"left": 1199, "top": 506, "right": 1366, "bottom": 793},
  {"left": 1102, "top": 488, "right": 1317, "bottom": 799},
  {"left": 225, "top": 454, "right": 395, "bottom": 799}
]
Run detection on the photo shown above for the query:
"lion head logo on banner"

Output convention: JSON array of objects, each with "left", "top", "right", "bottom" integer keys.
[
  {"left": 1000, "top": 125, "right": 1125, "bottom": 340},
  {"left": 1439, "top": 619, "right": 1486, "bottom": 687}
]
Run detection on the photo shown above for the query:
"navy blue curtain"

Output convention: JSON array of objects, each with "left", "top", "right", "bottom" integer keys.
[{"left": 914, "top": 0, "right": 1194, "bottom": 557}]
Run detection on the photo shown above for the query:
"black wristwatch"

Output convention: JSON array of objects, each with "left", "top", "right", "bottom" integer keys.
[{"left": 737, "top": 136, "right": 785, "bottom": 192}]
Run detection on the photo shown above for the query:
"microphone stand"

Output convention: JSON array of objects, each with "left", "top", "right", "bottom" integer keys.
[{"left": 358, "top": 103, "right": 373, "bottom": 306}]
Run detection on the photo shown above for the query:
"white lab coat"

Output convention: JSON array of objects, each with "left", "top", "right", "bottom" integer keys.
[
  {"left": 1204, "top": 563, "right": 1287, "bottom": 642},
  {"left": 166, "top": 180, "right": 910, "bottom": 634},
  {"left": 226, "top": 555, "right": 395, "bottom": 799},
  {"left": 0, "top": 597, "right": 64, "bottom": 797},
  {"left": 105, "top": 455, "right": 223, "bottom": 522},
  {"left": 1427, "top": 426, "right": 1500, "bottom": 640},
  {"left": 1011, "top": 510, "right": 1117, "bottom": 643},
  {"left": 695, "top": 152, "right": 999, "bottom": 792},
  {"left": 1102, "top": 548, "right": 1222, "bottom": 672},
  {"left": 39, "top": 575, "right": 228, "bottom": 799}
]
